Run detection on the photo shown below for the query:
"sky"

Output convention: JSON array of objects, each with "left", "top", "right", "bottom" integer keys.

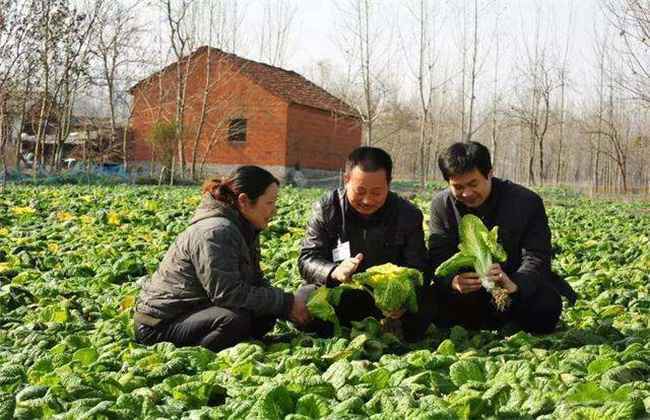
[
  {"left": 243, "top": 0, "right": 608, "bottom": 105},
  {"left": 94, "top": 0, "right": 616, "bottom": 118}
]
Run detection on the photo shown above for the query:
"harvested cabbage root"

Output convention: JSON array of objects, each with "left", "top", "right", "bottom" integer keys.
[{"left": 490, "top": 284, "right": 511, "bottom": 311}]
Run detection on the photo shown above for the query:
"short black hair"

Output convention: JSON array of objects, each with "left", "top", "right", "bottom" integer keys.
[
  {"left": 438, "top": 141, "right": 492, "bottom": 181},
  {"left": 345, "top": 147, "right": 392, "bottom": 182}
]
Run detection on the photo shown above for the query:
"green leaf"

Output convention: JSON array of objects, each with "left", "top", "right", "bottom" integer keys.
[
  {"left": 450, "top": 326, "right": 469, "bottom": 344},
  {"left": 449, "top": 359, "right": 486, "bottom": 386},
  {"left": 306, "top": 287, "right": 336, "bottom": 324},
  {"left": 322, "top": 360, "right": 352, "bottom": 390},
  {"left": 406, "top": 350, "right": 435, "bottom": 368},
  {"left": 257, "top": 385, "right": 295, "bottom": 420},
  {"left": 485, "top": 227, "right": 507, "bottom": 262},
  {"left": 587, "top": 357, "right": 619, "bottom": 376},
  {"left": 566, "top": 382, "right": 612, "bottom": 403},
  {"left": 328, "top": 285, "right": 351, "bottom": 306},
  {"left": 72, "top": 347, "right": 98, "bottom": 366},
  {"left": 598, "top": 305, "right": 626, "bottom": 318},
  {"left": 295, "top": 394, "right": 330, "bottom": 418},
  {"left": 332, "top": 397, "right": 363, "bottom": 415},
  {"left": 601, "top": 361, "right": 650, "bottom": 391},
  {"left": 447, "top": 388, "right": 488, "bottom": 419},
  {"left": 434, "top": 252, "right": 476, "bottom": 277},
  {"left": 436, "top": 339, "right": 456, "bottom": 356},
  {"left": 360, "top": 367, "right": 391, "bottom": 391},
  {"left": 43, "top": 305, "right": 70, "bottom": 323}
]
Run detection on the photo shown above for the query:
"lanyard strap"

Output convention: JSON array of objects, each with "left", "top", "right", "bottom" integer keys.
[{"left": 337, "top": 188, "right": 348, "bottom": 243}]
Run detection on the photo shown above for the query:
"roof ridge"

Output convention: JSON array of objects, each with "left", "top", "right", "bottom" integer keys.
[
  {"left": 204, "top": 46, "right": 303, "bottom": 77},
  {"left": 131, "top": 45, "right": 360, "bottom": 118}
]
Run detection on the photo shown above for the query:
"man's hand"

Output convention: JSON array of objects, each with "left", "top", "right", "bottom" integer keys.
[
  {"left": 289, "top": 291, "right": 311, "bottom": 326},
  {"left": 331, "top": 253, "right": 364, "bottom": 283},
  {"left": 487, "top": 264, "right": 518, "bottom": 294},
  {"left": 451, "top": 272, "right": 482, "bottom": 294},
  {"left": 382, "top": 308, "right": 406, "bottom": 320}
]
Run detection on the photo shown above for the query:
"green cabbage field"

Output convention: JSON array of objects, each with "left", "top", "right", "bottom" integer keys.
[{"left": 0, "top": 185, "right": 649, "bottom": 419}]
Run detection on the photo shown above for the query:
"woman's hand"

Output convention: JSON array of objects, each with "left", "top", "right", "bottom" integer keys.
[
  {"left": 382, "top": 308, "right": 406, "bottom": 319},
  {"left": 289, "top": 291, "right": 312, "bottom": 326}
]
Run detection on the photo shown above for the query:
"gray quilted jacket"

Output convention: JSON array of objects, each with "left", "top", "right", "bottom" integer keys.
[{"left": 135, "top": 194, "right": 292, "bottom": 321}]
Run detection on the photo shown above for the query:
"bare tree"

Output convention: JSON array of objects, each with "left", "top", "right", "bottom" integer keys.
[
  {"left": 451, "top": 0, "right": 493, "bottom": 144},
  {"left": 257, "top": 0, "right": 297, "bottom": 67},
  {"left": 603, "top": 0, "right": 650, "bottom": 105},
  {"left": 0, "top": 0, "right": 34, "bottom": 184},
  {"left": 465, "top": 0, "right": 479, "bottom": 142},
  {"left": 155, "top": 0, "right": 255, "bottom": 182},
  {"left": 555, "top": 3, "right": 574, "bottom": 184},
  {"left": 188, "top": 1, "right": 265, "bottom": 179},
  {"left": 507, "top": 5, "right": 560, "bottom": 185},
  {"left": 335, "top": 0, "right": 394, "bottom": 146},
  {"left": 401, "top": 0, "right": 450, "bottom": 186},
  {"left": 508, "top": 64, "right": 558, "bottom": 185},
  {"left": 0, "top": 1, "right": 31, "bottom": 93},
  {"left": 90, "top": 1, "right": 144, "bottom": 171},
  {"left": 582, "top": 52, "right": 636, "bottom": 193},
  {"left": 590, "top": 20, "right": 612, "bottom": 192},
  {"left": 159, "top": 0, "right": 197, "bottom": 182},
  {"left": 489, "top": 3, "right": 504, "bottom": 166},
  {"left": 54, "top": 1, "right": 103, "bottom": 171},
  {"left": 20, "top": 0, "right": 102, "bottom": 174},
  {"left": 584, "top": 113, "right": 630, "bottom": 193}
]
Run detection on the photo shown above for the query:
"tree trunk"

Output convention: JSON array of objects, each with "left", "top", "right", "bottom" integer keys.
[
  {"left": 169, "top": 152, "right": 176, "bottom": 186},
  {"left": 33, "top": 87, "right": 49, "bottom": 176},
  {"left": 538, "top": 136, "right": 544, "bottom": 184},
  {"left": 490, "top": 8, "right": 500, "bottom": 167},
  {"left": 466, "top": 0, "right": 479, "bottom": 142},
  {"left": 191, "top": 49, "right": 212, "bottom": 180},
  {"left": 107, "top": 80, "right": 117, "bottom": 146},
  {"left": 556, "top": 77, "right": 565, "bottom": 184},
  {"left": 0, "top": 96, "right": 6, "bottom": 190},
  {"left": 418, "top": 111, "right": 427, "bottom": 187},
  {"left": 122, "top": 114, "right": 131, "bottom": 173},
  {"left": 361, "top": 0, "right": 372, "bottom": 146},
  {"left": 528, "top": 134, "right": 536, "bottom": 185}
]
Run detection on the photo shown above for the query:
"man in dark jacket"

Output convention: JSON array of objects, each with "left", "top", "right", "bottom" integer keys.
[
  {"left": 429, "top": 141, "right": 576, "bottom": 334},
  {"left": 298, "top": 147, "right": 435, "bottom": 341}
]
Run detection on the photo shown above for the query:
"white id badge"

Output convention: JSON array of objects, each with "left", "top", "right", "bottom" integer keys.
[{"left": 332, "top": 240, "right": 351, "bottom": 262}]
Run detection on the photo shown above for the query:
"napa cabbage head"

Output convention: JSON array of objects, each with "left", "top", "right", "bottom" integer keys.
[
  {"left": 434, "top": 214, "right": 507, "bottom": 290},
  {"left": 307, "top": 264, "right": 423, "bottom": 328},
  {"left": 351, "top": 263, "right": 423, "bottom": 313}
]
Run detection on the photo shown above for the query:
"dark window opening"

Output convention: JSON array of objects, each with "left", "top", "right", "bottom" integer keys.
[{"left": 228, "top": 118, "right": 247, "bottom": 143}]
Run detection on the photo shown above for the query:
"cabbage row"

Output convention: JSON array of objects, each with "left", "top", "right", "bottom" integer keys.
[{"left": 0, "top": 185, "right": 649, "bottom": 419}]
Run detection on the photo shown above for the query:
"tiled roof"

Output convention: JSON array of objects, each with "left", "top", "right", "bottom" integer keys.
[{"left": 130, "top": 46, "right": 360, "bottom": 118}]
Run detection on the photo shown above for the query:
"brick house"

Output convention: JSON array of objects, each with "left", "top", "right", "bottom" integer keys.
[{"left": 129, "top": 46, "right": 362, "bottom": 180}]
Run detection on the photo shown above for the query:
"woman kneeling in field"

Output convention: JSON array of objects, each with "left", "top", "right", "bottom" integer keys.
[{"left": 134, "top": 166, "right": 310, "bottom": 352}]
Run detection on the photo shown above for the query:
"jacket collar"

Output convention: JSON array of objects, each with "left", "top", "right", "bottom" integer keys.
[{"left": 190, "top": 193, "right": 258, "bottom": 244}]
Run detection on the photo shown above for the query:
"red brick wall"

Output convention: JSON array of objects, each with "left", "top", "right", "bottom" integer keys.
[
  {"left": 286, "top": 104, "right": 362, "bottom": 171},
  {"left": 130, "top": 51, "right": 288, "bottom": 169}
]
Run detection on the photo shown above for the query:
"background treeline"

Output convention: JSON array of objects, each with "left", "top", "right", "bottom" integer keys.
[{"left": 0, "top": 0, "right": 648, "bottom": 192}]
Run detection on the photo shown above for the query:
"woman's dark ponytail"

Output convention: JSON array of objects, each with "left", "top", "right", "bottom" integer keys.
[{"left": 202, "top": 166, "right": 279, "bottom": 207}]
